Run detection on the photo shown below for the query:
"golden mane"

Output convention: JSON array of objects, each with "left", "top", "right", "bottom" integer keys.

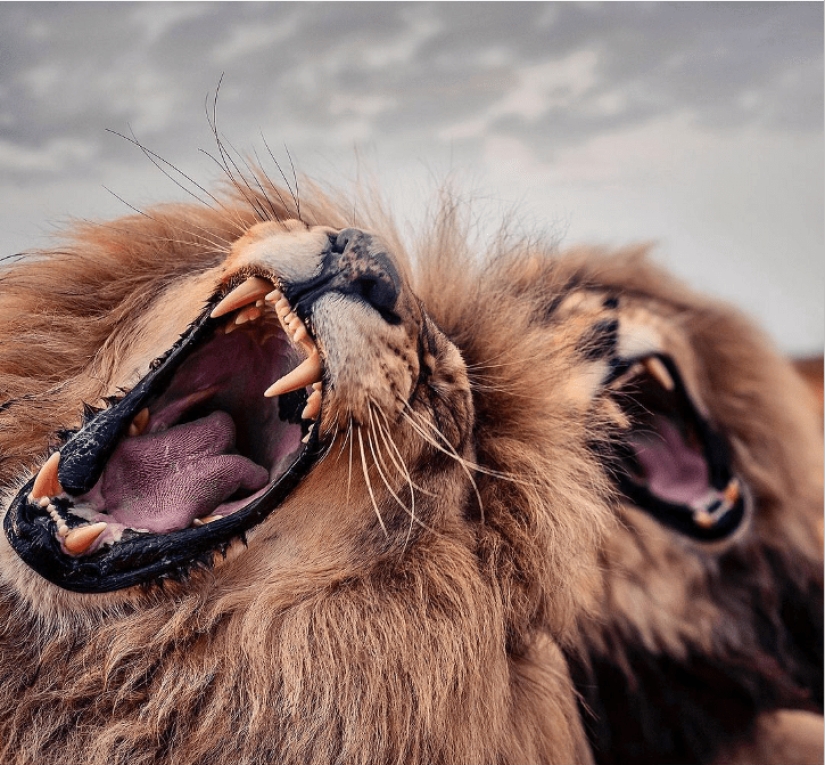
[{"left": 0, "top": 174, "right": 820, "bottom": 764}]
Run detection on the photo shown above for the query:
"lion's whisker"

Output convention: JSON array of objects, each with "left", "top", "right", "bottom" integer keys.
[
  {"left": 397, "top": 403, "right": 485, "bottom": 522},
  {"left": 356, "top": 425, "right": 388, "bottom": 538},
  {"left": 345, "top": 418, "right": 354, "bottom": 506},
  {"left": 372, "top": 406, "right": 434, "bottom": 497},
  {"left": 107, "top": 128, "right": 230, "bottom": 217},
  {"left": 366, "top": 412, "right": 409, "bottom": 516},
  {"left": 367, "top": 403, "right": 415, "bottom": 517}
]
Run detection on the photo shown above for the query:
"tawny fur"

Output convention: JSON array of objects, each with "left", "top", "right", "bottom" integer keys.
[
  {"left": 0, "top": 174, "right": 820, "bottom": 765},
  {"left": 0, "top": 182, "right": 604, "bottom": 765}
]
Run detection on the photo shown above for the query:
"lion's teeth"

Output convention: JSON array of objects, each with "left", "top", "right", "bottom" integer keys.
[
  {"left": 127, "top": 408, "right": 150, "bottom": 437},
  {"left": 32, "top": 451, "right": 63, "bottom": 501},
  {"left": 302, "top": 389, "right": 322, "bottom": 420},
  {"left": 264, "top": 351, "right": 322, "bottom": 398},
  {"left": 235, "top": 305, "right": 263, "bottom": 325},
  {"left": 192, "top": 514, "right": 223, "bottom": 527},
  {"left": 693, "top": 510, "right": 715, "bottom": 529},
  {"left": 723, "top": 478, "right": 740, "bottom": 505},
  {"left": 45, "top": 503, "right": 69, "bottom": 537},
  {"left": 64, "top": 522, "right": 107, "bottom": 555},
  {"left": 293, "top": 325, "right": 309, "bottom": 344},
  {"left": 643, "top": 357, "right": 675, "bottom": 391},
  {"left": 210, "top": 276, "right": 273, "bottom": 319},
  {"left": 265, "top": 289, "right": 282, "bottom": 303},
  {"left": 302, "top": 424, "right": 315, "bottom": 444}
]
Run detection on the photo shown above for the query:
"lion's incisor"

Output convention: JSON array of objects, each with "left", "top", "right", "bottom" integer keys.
[{"left": 0, "top": 172, "right": 820, "bottom": 765}]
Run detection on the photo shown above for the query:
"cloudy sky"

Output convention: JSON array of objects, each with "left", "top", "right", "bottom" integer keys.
[{"left": 1, "top": 2, "right": 822, "bottom": 354}]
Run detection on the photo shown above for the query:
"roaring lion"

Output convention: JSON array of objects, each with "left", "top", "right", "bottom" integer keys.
[
  {"left": 552, "top": 254, "right": 824, "bottom": 765},
  {"left": 0, "top": 167, "right": 820, "bottom": 765}
]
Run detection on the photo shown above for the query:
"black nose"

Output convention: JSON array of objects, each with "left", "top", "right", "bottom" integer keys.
[
  {"left": 284, "top": 228, "right": 403, "bottom": 321},
  {"left": 329, "top": 228, "right": 401, "bottom": 316}
]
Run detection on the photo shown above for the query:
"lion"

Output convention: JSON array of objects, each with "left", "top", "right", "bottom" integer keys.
[
  {"left": 0, "top": 165, "right": 820, "bottom": 765},
  {"left": 544, "top": 251, "right": 824, "bottom": 765}
]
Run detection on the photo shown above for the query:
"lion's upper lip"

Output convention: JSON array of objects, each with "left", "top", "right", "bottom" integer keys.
[{"left": 4, "top": 276, "right": 326, "bottom": 592}]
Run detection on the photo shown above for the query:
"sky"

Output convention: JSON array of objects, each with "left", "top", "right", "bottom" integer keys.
[{"left": 1, "top": 2, "right": 822, "bottom": 355}]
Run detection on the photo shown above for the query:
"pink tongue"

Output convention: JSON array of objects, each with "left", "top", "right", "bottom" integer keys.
[
  {"left": 630, "top": 417, "right": 709, "bottom": 505},
  {"left": 97, "top": 411, "right": 269, "bottom": 533}
]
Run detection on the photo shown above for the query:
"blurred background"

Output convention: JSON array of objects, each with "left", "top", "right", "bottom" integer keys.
[{"left": 1, "top": 2, "right": 822, "bottom": 357}]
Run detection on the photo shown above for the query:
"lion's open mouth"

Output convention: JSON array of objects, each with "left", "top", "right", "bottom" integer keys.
[
  {"left": 608, "top": 354, "right": 750, "bottom": 541},
  {"left": 5, "top": 277, "right": 326, "bottom": 592}
]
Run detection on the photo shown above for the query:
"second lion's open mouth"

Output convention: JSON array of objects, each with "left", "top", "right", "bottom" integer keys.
[
  {"left": 4, "top": 277, "right": 326, "bottom": 593},
  {"left": 607, "top": 353, "right": 751, "bottom": 542}
]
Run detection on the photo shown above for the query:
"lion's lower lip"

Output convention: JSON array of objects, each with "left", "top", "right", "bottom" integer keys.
[{"left": 3, "top": 278, "right": 326, "bottom": 592}]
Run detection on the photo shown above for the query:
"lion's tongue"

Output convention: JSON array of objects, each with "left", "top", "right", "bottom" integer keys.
[
  {"left": 93, "top": 411, "right": 269, "bottom": 533},
  {"left": 629, "top": 416, "right": 710, "bottom": 506}
]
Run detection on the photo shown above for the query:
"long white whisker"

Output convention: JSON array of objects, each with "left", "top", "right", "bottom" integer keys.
[
  {"left": 373, "top": 406, "right": 434, "bottom": 497},
  {"left": 357, "top": 425, "right": 388, "bottom": 538},
  {"left": 366, "top": 407, "right": 433, "bottom": 545},
  {"left": 346, "top": 419, "right": 354, "bottom": 505},
  {"left": 399, "top": 402, "right": 485, "bottom": 522}
]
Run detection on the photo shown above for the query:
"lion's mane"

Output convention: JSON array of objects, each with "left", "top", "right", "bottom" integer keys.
[{"left": 0, "top": 176, "right": 820, "bottom": 765}]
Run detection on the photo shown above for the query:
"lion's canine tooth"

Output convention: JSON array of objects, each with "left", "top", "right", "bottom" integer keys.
[
  {"left": 264, "top": 351, "right": 322, "bottom": 398},
  {"left": 128, "top": 408, "right": 150, "bottom": 437},
  {"left": 64, "top": 522, "right": 107, "bottom": 555},
  {"left": 265, "top": 288, "right": 282, "bottom": 303},
  {"left": 210, "top": 276, "right": 273, "bottom": 319},
  {"left": 723, "top": 478, "right": 740, "bottom": 505},
  {"left": 643, "top": 357, "right": 675, "bottom": 391},
  {"left": 235, "top": 305, "right": 263, "bottom": 325},
  {"left": 302, "top": 389, "right": 322, "bottom": 420},
  {"left": 32, "top": 451, "right": 63, "bottom": 501}
]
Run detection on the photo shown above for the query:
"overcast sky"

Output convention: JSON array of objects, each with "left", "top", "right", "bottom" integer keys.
[{"left": 1, "top": 2, "right": 822, "bottom": 354}]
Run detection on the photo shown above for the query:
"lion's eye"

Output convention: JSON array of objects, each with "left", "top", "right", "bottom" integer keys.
[{"left": 606, "top": 354, "right": 750, "bottom": 541}]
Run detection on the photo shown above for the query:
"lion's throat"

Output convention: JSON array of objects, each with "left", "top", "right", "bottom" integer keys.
[{"left": 628, "top": 416, "right": 710, "bottom": 506}]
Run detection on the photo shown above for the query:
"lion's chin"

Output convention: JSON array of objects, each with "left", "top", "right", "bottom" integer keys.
[{"left": 4, "top": 278, "right": 326, "bottom": 593}]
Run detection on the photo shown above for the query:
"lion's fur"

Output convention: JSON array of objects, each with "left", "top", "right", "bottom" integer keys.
[
  {"left": 0, "top": 174, "right": 821, "bottom": 764},
  {"left": 553, "top": 257, "right": 824, "bottom": 763},
  {"left": 0, "top": 185, "right": 605, "bottom": 764}
]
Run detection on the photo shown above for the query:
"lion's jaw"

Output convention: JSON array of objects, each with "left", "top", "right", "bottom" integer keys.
[{"left": 3, "top": 219, "right": 475, "bottom": 599}]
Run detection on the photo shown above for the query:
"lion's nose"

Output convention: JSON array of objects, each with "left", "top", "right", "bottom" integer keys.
[
  {"left": 278, "top": 227, "right": 403, "bottom": 322},
  {"left": 327, "top": 228, "right": 401, "bottom": 317}
]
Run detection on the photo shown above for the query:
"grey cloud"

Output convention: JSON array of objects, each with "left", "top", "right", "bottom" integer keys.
[{"left": 2, "top": 2, "right": 820, "bottom": 169}]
